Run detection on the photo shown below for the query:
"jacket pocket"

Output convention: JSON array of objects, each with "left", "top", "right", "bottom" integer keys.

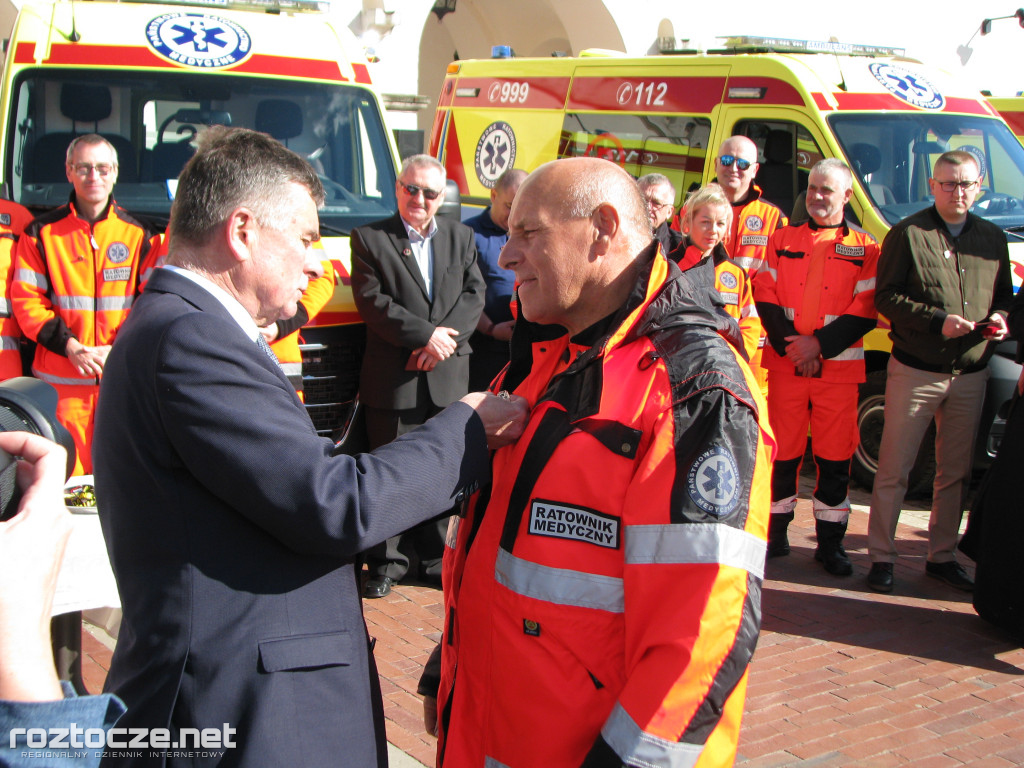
[{"left": 258, "top": 630, "right": 353, "bottom": 672}]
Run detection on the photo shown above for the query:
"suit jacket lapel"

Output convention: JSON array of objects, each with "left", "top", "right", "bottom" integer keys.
[{"left": 387, "top": 215, "right": 429, "bottom": 301}]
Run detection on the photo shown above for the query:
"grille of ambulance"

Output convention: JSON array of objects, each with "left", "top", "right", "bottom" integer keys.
[{"left": 2, "top": 0, "right": 402, "bottom": 438}]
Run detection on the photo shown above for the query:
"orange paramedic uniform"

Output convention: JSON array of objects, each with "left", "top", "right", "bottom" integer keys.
[
  {"left": 0, "top": 200, "right": 34, "bottom": 380},
  {"left": 12, "top": 196, "right": 154, "bottom": 475},
  {"left": 436, "top": 250, "right": 774, "bottom": 768},
  {"left": 726, "top": 184, "right": 788, "bottom": 395},
  {"left": 753, "top": 219, "right": 878, "bottom": 520},
  {"left": 675, "top": 241, "right": 761, "bottom": 362}
]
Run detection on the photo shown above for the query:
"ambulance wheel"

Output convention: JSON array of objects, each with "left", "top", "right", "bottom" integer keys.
[{"left": 851, "top": 370, "right": 936, "bottom": 497}]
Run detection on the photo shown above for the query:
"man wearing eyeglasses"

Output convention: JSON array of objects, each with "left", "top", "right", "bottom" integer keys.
[
  {"left": 866, "top": 150, "right": 1013, "bottom": 594},
  {"left": 637, "top": 172, "right": 682, "bottom": 256},
  {"left": 715, "top": 136, "right": 788, "bottom": 396},
  {"left": 11, "top": 134, "right": 156, "bottom": 475},
  {"left": 351, "top": 154, "right": 484, "bottom": 598}
]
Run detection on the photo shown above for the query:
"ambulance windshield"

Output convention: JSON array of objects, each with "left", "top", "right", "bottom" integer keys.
[
  {"left": 830, "top": 113, "right": 1024, "bottom": 235},
  {"left": 6, "top": 70, "right": 398, "bottom": 233}
]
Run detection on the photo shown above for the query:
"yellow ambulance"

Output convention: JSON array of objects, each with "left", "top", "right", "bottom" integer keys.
[
  {"left": 0, "top": 0, "right": 400, "bottom": 437},
  {"left": 990, "top": 96, "right": 1024, "bottom": 144},
  {"left": 431, "top": 37, "right": 1024, "bottom": 490}
]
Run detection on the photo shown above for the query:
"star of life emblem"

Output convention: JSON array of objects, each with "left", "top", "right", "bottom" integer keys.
[
  {"left": 687, "top": 446, "right": 741, "bottom": 517},
  {"left": 147, "top": 13, "right": 252, "bottom": 69}
]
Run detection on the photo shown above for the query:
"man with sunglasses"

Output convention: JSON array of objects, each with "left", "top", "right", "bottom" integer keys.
[
  {"left": 12, "top": 134, "right": 157, "bottom": 475},
  {"left": 351, "top": 154, "right": 484, "bottom": 598},
  {"left": 715, "top": 136, "right": 788, "bottom": 396},
  {"left": 867, "top": 150, "right": 1012, "bottom": 594}
]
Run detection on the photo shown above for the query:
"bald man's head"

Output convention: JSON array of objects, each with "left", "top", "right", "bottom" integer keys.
[{"left": 715, "top": 135, "right": 759, "bottom": 203}]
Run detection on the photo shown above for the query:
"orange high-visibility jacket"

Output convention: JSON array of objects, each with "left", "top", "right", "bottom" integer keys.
[
  {"left": 437, "top": 253, "right": 774, "bottom": 768},
  {"left": 676, "top": 241, "right": 761, "bottom": 362},
  {"left": 754, "top": 220, "right": 879, "bottom": 383},
  {"left": 0, "top": 200, "right": 34, "bottom": 380},
  {"left": 727, "top": 185, "right": 788, "bottom": 278},
  {"left": 12, "top": 198, "right": 154, "bottom": 385},
  {"left": 270, "top": 258, "right": 335, "bottom": 394}
]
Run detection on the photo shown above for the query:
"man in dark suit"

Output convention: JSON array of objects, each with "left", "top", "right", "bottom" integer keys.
[
  {"left": 351, "top": 154, "right": 485, "bottom": 598},
  {"left": 93, "top": 128, "right": 526, "bottom": 768}
]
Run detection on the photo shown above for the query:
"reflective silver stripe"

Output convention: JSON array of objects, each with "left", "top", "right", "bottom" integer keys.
[
  {"left": 32, "top": 368, "right": 96, "bottom": 386},
  {"left": 279, "top": 362, "right": 302, "bottom": 377},
  {"left": 0, "top": 298, "right": 10, "bottom": 316},
  {"left": 733, "top": 256, "right": 759, "bottom": 271},
  {"left": 495, "top": 548, "right": 624, "bottom": 613},
  {"left": 0, "top": 336, "right": 20, "bottom": 351},
  {"left": 15, "top": 268, "right": 47, "bottom": 290},
  {"left": 765, "top": 266, "right": 778, "bottom": 281},
  {"left": 54, "top": 295, "right": 95, "bottom": 311},
  {"left": 602, "top": 701, "right": 704, "bottom": 768},
  {"left": 741, "top": 303, "right": 758, "bottom": 319},
  {"left": 855, "top": 277, "right": 875, "bottom": 294},
  {"left": 823, "top": 313, "right": 839, "bottom": 324},
  {"left": 484, "top": 758, "right": 512, "bottom": 768},
  {"left": 97, "top": 295, "right": 132, "bottom": 312},
  {"left": 783, "top": 306, "right": 794, "bottom": 320},
  {"left": 830, "top": 347, "right": 864, "bottom": 361},
  {"left": 625, "top": 523, "right": 766, "bottom": 580}
]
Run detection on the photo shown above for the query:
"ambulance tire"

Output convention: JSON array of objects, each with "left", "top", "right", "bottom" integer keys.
[{"left": 851, "top": 370, "right": 936, "bottom": 497}]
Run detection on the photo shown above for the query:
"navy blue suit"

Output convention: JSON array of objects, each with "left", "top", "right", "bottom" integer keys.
[{"left": 94, "top": 268, "right": 488, "bottom": 767}]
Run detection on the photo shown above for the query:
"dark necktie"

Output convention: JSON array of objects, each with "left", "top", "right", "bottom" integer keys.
[{"left": 256, "top": 334, "right": 280, "bottom": 365}]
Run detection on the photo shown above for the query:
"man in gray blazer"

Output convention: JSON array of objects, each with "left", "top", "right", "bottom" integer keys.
[
  {"left": 351, "top": 154, "right": 485, "bottom": 598},
  {"left": 93, "top": 128, "right": 525, "bottom": 767}
]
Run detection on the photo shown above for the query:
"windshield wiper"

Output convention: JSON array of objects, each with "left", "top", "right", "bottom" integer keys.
[{"left": 318, "top": 222, "right": 350, "bottom": 236}]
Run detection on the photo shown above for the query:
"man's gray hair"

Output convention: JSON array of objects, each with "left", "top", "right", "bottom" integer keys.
[
  {"left": 168, "top": 126, "right": 324, "bottom": 250},
  {"left": 65, "top": 134, "right": 118, "bottom": 168},
  {"left": 495, "top": 168, "right": 528, "bottom": 193},
  {"left": 400, "top": 154, "right": 446, "bottom": 183},
  {"left": 810, "top": 158, "right": 853, "bottom": 191},
  {"left": 637, "top": 173, "right": 675, "bottom": 197},
  {"left": 564, "top": 165, "right": 652, "bottom": 251}
]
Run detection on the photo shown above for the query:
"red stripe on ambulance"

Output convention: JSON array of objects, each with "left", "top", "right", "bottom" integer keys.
[{"left": 451, "top": 77, "right": 571, "bottom": 109}]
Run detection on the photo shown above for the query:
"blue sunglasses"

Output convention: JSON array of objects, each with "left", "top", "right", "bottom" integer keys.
[{"left": 719, "top": 155, "right": 752, "bottom": 171}]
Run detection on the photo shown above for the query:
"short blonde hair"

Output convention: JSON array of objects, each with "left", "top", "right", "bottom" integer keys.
[{"left": 681, "top": 184, "right": 733, "bottom": 232}]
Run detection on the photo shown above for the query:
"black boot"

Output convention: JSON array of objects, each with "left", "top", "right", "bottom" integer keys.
[
  {"left": 767, "top": 512, "right": 793, "bottom": 558},
  {"left": 814, "top": 519, "right": 853, "bottom": 576}
]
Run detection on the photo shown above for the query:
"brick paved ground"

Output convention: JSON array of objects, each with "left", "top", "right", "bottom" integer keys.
[{"left": 80, "top": 492, "right": 1024, "bottom": 768}]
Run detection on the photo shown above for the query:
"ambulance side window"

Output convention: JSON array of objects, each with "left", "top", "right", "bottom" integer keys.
[
  {"left": 559, "top": 112, "right": 711, "bottom": 208},
  {"left": 733, "top": 120, "right": 824, "bottom": 221}
]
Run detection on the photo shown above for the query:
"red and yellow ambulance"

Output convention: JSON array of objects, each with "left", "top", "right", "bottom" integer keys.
[
  {"left": 990, "top": 96, "right": 1024, "bottom": 144},
  {"left": 0, "top": 0, "right": 401, "bottom": 437},
  {"left": 431, "top": 37, "right": 1024, "bottom": 488}
]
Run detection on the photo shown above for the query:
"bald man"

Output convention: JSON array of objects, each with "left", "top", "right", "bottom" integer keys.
[
  {"left": 716, "top": 135, "right": 788, "bottom": 395},
  {"left": 425, "top": 157, "right": 774, "bottom": 768}
]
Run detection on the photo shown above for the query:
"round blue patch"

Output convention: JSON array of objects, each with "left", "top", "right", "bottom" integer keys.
[
  {"left": 687, "top": 446, "right": 740, "bottom": 517},
  {"left": 147, "top": 13, "right": 252, "bottom": 69},
  {"left": 474, "top": 122, "right": 517, "bottom": 189},
  {"left": 106, "top": 242, "right": 131, "bottom": 264},
  {"left": 745, "top": 215, "right": 763, "bottom": 232},
  {"left": 869, "top": 62, "right": 944, "bottom": 111}
]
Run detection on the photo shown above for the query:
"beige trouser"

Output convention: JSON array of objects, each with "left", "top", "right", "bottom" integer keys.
[{"left": 868, "top": 357, "right": 989, "bottom": 564}]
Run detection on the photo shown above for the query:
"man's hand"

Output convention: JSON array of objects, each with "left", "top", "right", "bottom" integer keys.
[
  {"left": 941, "top": 314, "right": 974, "bottom": 338},
  {"left": 980, "top": 313, "right": 1008, "bottom": 342},
  {"left": 425, "top": 327, "right": 459, "bottom": 360},
  {"left": 491, "top": 320, "right": 515, "bottom": 342},
  {"left": 408, "top": 348, "right": 440, "bottom": 372},
  {"left": 784, "top": 334, "right": 822, "bottom": 367},
  {"left": 423, "top": 695, "right": 438, "bottom": 737},
  {"left": 0, "top": 432, "right": 72, "bottom": 702},
  {"left": 460, "top": 391, "right": 529, "bottom": 449},
  {"left": 65, "top": 339, "right": 111, "bottom": 377},
  {"left": 796, "top": 358, "right": 822, "bottom": 377}
]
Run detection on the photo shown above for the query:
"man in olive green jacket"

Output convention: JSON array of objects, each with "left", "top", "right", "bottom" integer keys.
[{"left": 867, "top": 150, "right": 1012, "bottom": 594}]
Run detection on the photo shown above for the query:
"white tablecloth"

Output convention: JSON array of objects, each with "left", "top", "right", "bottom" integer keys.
[{"left": 52, "top": 508, "right": 121, "bottom": 616}]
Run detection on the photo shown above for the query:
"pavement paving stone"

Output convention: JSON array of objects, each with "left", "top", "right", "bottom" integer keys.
[{"left": 76, "top": 487, "right": 1024, "bottom": 768}]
